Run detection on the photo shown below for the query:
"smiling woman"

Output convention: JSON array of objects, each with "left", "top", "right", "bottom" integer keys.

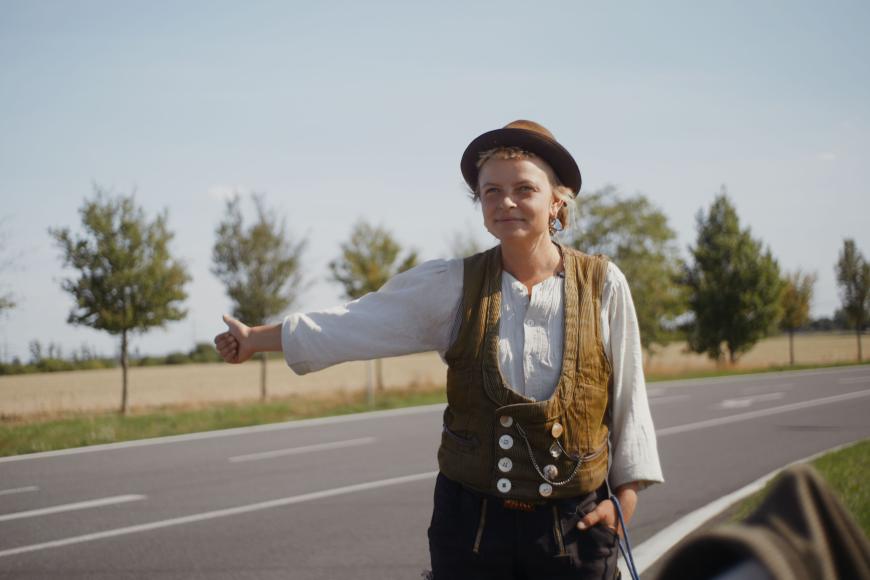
[{"left": 213, "top": 120, "right": 663, "bottom": 580}]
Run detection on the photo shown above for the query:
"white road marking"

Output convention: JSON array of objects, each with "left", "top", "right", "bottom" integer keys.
[
  {"left": 0, "top": 472, "right": 437, "bottom": 558},
  {"left": 4, "top": 365, "right": 868, "bottom": 465},
  {"left": 839, "top": 376, "right": 870, "bottom": 384},
  {"left": 717, "top": 392, "right": 785, "bottom": 409},
  {"left": 0, "top": 486, "right": 38, "bottom": 497},
  {"left": 0, "top": 404, "right": 446, "bottom": 464},
  {"left": 658, "top": 388, "right": 870, "bottom": 437},
  {"left": 0, "top": 494, "right": 146, "bottom": 523},
  {"left": 626, "top": 440, "right": 864, "bottom": 575},
  {"left": 649, "top": 394, "right": 691, "bottom": 405},
  {"left": 228, "top": 437, "right": 376, "bottom": 463}
]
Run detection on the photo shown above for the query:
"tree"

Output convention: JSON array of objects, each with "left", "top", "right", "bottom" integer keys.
[
  {"left": 329, "top": 220, "right": 418, "bottom": 395},
  {"left": 835, "top": 238, "right": 870, "bottom": 361},
  {"left": 212, "top": 193, "right": 306, "bottom": 400},
  {"left": 50, "top": 187, "right": 190, "bottom": 414},
  {"left": 683, "top": 189, "right": 784, "bottom": 364},
  {"left": 447, "top": 225, "right": 487, "bottom": 259},
  {"left": 779, "top": 270, "right": 816, "bottom": 365},
  {"left": 0, "top": 218, "right": 16, "bottom": 315},
  {"left": 567, "top": 185, "right": 686, "bottom": 356}
]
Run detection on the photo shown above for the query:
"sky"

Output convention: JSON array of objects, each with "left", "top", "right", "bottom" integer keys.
[{"left": 1, "top": 0, "right": 868, "bottom": 361}]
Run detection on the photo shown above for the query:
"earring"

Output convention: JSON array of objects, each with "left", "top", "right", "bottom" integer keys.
[{"left": 549, "top": 217, "right": 562, "bottom": 235}]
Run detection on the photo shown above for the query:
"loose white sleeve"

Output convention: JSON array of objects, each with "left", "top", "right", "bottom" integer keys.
[
  {"left": 281, "top": 258, "right": 464, "bottom": 375},
  {"left": 601, "top": 263, "right": 665, "bottom": 489}
]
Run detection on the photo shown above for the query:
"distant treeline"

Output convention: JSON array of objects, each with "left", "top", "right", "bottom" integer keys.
[{"left": 0, "top": 341, "right": 283, "bottom": 376}]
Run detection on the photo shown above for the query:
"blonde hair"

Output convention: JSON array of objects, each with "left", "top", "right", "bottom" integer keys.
[{"left": 473, "top": 146, "right": 573, "bottom": 234}]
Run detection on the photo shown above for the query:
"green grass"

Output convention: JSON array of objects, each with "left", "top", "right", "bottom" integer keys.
[
  {"left": 2, "top": 360, "right": 868, "bottom": 459},
  {"left": 730, "top": 439, "right": 870, "bottom": 537},
  {"left": 0, "top": 387, "right": 447, "bottom": 458},
  {"left": 646, "top": 359, "right": 870, "bottom": 383}
]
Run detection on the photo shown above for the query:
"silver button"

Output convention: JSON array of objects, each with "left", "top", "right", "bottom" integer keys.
[
  {"left": 538, "top": 483, "right": 553, "bottom": 497},
  {"left": 549, "top": 441, "right": 562, "bottom": 458},
  {"left": 499, "top": 415, "right": 514, "bottom": 428},
  {"left": 551, "top": 422, "right": 564, "bottom": 438},
  {"left": 498, "top": 457, "right": 513, "bottom": 473},
  {"left": 497, "top": 478, "right": 512, "bottom": 493},
  {"left": 498, "top": 434, "right": 514, "bottom": 450},
  {"left": 543, "top": 464, "right": 559, "bottom": 479}
]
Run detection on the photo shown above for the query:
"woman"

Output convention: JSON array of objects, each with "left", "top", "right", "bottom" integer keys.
[{"left": 214, "top": 120, "right": 663, "bottom": 579}]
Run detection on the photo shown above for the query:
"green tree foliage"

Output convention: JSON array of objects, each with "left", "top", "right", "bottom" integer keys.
[
  {"left": 329, "top": 220, "right": 418, "bottom": 394},
  {"left": 212, "top": 193, "right": 307, "bottom": 400},
  {"left": 447, "top": 225, "right": 487, "bottom": 259},
  {"left": 568, "top": 185, "right": 686, "bottom": 354},
  {"left": 683, "top": 190, "right": 784, "bottom": 364},
  {"left": 779, "top": 270, "right": 816, "bottom": 365},
  {"left": 329, "top": 220, "right": 418, "bottom": 300},
  {"left": 835, "top": 238, "right": 870, "bottom": 361},
  {"left": 50, "top": 188, "right": 190, "bottom": 413}
]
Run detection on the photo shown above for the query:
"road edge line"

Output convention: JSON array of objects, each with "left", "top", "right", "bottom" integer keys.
[{"left": 628, "top": 438, "right": 866, "bottom": 576}]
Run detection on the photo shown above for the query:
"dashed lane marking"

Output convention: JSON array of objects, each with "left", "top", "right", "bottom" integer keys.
[
  {"left": 0, "top": 472, "right": 437, "bottom": 558},
  {"left": 0, "top": 494, "right": 146, "bottom": 523},
  {"left": 228, "top": 437, "right": 376, "bottom": 462},
  {"left": 0, "top": 486, "right": 38, "bottom": 497}
]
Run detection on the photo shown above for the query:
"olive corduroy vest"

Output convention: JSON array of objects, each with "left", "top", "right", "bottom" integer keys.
[{"left": 437, "top": 245, "right": 613, "bottom": 501}]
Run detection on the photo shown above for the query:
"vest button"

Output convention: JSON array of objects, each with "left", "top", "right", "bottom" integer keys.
[
  {"left": 538, "top": 483, "right": 553, "bottom": 497},
  {"left": 499, "top": 415, "right": 514, "bottom": 428},
  {"left": 497, "top": 478, "right": 512, "bottom": 493},
  {"left": 551, "top": 422, "right": 564, "bottom": 438},
  {"left": 549, "top": 441, "right": 562, "bottom": 458},
  {"left": 498, "top": 457, "right": 513, "bottom": 473},
  {"left": 543, "top": 464, "right": 559, "bottom": 479},
  {"left": 498, "top": 435, "right": 514, "bottom": 450}
]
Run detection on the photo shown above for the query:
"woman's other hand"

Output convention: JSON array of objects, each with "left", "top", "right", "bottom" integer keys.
[
  {"left": 214, "top": 314, "right": 256, "bottom": 364},
  {"left": 577, "top": 482, "right": 639, "bottom": 536}
]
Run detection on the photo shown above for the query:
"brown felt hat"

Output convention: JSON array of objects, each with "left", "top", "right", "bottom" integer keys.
[{"left": 460, "top": 120, "right": 582, "bottom": 195}]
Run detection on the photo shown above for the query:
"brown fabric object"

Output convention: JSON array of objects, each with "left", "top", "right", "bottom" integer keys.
[
  {"left": 437, "top": 244, "right": 613, "bottom": 501},
  {"left": 654, "top": 463, "right": 870, "bottom": 580}
]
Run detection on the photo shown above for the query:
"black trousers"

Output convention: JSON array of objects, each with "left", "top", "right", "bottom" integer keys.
[{"left": 427, "top": 473, "right": 621, "bottom": 580}]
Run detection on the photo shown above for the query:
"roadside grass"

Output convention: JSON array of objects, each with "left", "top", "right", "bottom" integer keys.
[
  {"left": 2, "top": 360, "right": 868, "bottom": 458},
  {"left": 645, "top": 358, "right": 870, "bottom": 382},
  {"left": 0, "top": 386, "right": 447, "bottom": 458},
  {"left": 729, "top": 439, "right": 870, "bottom": 537}
]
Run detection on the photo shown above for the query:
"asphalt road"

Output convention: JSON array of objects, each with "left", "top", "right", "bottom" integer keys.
[{"left": 1, "top": 365, "right": 869, "bottom": 579}]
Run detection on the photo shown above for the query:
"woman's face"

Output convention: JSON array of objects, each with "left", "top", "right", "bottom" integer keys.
[{"left": 478, "top": 156, "right": 561, "bottom": 244}]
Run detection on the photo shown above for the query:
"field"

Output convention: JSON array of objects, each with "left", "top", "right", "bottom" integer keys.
[{"left": 0, "top": 331, "right": 864, "bottom": 420}]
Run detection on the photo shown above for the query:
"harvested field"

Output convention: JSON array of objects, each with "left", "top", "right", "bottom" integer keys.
[{"left": 0, "top": 331, "right": 865, "bottom": 419}]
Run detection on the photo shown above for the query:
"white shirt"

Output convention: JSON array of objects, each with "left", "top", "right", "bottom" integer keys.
[{"left": 281, "top": 257, "right": 664, "bottom": 489}]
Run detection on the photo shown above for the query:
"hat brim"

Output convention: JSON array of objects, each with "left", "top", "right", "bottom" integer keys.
[{"left": 460, "top": 128, "right": 581, "bottom": 195}]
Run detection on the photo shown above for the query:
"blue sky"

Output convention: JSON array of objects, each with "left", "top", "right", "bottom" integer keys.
[{"left": 1, "top": 0, "right": 868, "bottom": 360}]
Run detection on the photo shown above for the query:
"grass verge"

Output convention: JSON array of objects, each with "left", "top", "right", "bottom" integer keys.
[
  {"left": 2, "top": 360, "right": 868, "bottom": 458},
  {"left": 729, "top": 438, "right": 870, "bottom": 537},
  {"left": 645, "top": 358, "right": 870, "bottom": 382},
  {"left": 0, "top": 387, "right": 447, "bottom": 458}
]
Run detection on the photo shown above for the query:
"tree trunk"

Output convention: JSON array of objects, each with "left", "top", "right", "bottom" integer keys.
[
  {"left": 788, "top": 330, "right": 795, "bottom": 366},
  {"left": 375, "top": 358, "right": 384, "bottom": 392},
  {"left": 858, "top": 328, "right": 864, "bottom": 363},
  {"left": 260, "top": 352, "right": 267, "bottom": 401},
  {"left": 366, "top": 359, "right": 375, "bottom": 408},
  {"left": 120, "top": 329, "right": 129, "bottom": 415}
]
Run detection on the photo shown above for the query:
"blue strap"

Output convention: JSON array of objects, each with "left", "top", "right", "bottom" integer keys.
[{"left": 611, "top": 493, "right": 641, "bottom": 580}]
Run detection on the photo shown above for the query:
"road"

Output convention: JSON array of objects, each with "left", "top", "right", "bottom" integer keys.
[{"left": 1, "top": 365, "right": 869, "bottom": 579}]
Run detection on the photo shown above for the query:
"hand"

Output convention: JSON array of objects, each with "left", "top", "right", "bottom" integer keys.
[
  {"left": 577, "top": 499, "right": 619, "bottom": 533},
  {"left": 214, "top": 314, "right": 256, "bottom": 364},
  {"left": 577, "top": 482, "right": 639, "bottom": 536}
]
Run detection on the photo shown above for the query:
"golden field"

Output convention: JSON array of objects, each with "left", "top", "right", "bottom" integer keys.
[{"left": 0, "top": 332, "right": 864, "bottom": 419}]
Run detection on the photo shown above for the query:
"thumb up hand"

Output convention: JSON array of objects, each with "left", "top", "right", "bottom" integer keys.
[{"left": 214, "top": 314, "right": 255, "bottom": 364}]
